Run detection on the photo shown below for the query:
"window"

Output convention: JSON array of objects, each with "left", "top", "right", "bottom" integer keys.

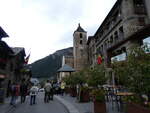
[
  {"left": 133, "top": 0, "right": 146, "bottom": 14},
  {"left": 133, "top": 0, "right": 144, "bottom": 6},
  {"left": 80, "top": 33, "right": 82, "bottom": 38},
  {"left": 114, "top": 31, "right": 118, "bottom": 41},
  {"left": 110, "top": 36, "right": 113, "bottom": 43},
  {"left": 95, "top": 36, "right": 98, "bottom": 43},
  {"left": 119, "top": 26, "right": 124, "bottom": 38},
  {"left": 119, "top": 26, "right": 123, "bottom": 33},
  {"left": 80, "top": 40, "right": 82, "bottom": 44},
  {"left": 101, "top": 45, "right": 103, "bottom": 52},
  {"left": 104, "top": 41, "right": 107, "bottom": 48}
]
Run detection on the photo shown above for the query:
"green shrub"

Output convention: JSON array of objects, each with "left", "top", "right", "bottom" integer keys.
[{"left": 91, "top": 89, "right": 105, "bottom": 102}]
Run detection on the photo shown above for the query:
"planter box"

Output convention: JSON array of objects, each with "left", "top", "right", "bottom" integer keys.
[
  {"left": 64, "top": 87, "right": 70, "bottom": 94},
  {"left": 70, "top": 88, "right": 77, "bottom": 97},
  {"left": 127, "top": 103, "right": 150, "bottom": 113},
  {"left": 80, "top": 90, "right": 90, "bottom": 102},
  {"left": 94, "top": 101, "right": 106, "bottom": 113}
]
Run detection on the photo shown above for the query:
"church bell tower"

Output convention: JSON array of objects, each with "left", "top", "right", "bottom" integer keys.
[{"left": 73, "top": 24, "right": 87, "bottom": 71}]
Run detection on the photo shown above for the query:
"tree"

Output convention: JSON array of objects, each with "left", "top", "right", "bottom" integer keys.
[
  {"left": 113, "top": 44, "right": 150, "bottom": 94},
  {"left": 87, "top": 64, "right": 107, "bottom": 88},
  {"left": 63, "top": 69, "right": 87, "bottom": 86}
]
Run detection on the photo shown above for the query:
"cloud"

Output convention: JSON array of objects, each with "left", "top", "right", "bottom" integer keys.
[
  {"left": 1, "top": 0, "right": 117, "bottom": 63},
  {"left": 21, "top": 0, "right": 86, "bottom": 23}
]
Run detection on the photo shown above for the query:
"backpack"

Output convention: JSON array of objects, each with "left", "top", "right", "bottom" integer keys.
[
  {"left": 30, "top": 87, "right": 37, "bottom": 95},
  {"left": 45, "top": 84, "right": 51, "bottom": 92}
]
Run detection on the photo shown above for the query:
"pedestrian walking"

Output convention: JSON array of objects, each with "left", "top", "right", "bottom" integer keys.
[
  {"left": 49, "top": 81, "right": 54, "bottom": 100},
  {"left": 29, "top": 83, "right": 38, "bottom": 105},
  {"left": 44, "top": 80, "right": 52, "bottom": 103},
  {"left": 10, "top": 82, "right": 20, "bottom": 107},
  {"left": 60, "top": 82, "right": 65, "bottom": 96},
  {"left": 55, "top": 82, "right": 61, "bottom": 95},
  {"left": 20, "top": 79, "right": 28, "bottom": 103}
]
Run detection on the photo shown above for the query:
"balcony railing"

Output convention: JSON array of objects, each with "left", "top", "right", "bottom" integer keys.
[
  {"left": 96, "top": 16, "right": 122, "bottom": 48},
  {"left": 134, "top": 6, "right": 146, "bottom": 15},
  {"left": 107, "top": 33, "right": 124, "bottom": 49}
]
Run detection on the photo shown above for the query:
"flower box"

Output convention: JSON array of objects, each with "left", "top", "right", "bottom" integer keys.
[
  {"left": 127, "top": 103, "right": 150, "bottom": 113},
  {"left": 94, "top": 101, "right": 106, "bottom": 113}
]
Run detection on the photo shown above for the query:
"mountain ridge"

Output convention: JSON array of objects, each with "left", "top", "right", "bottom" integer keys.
[{"left": 30, "top": 47, "right": 73, "bottom": 78}]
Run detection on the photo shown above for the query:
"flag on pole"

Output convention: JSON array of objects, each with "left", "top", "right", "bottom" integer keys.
[
  {"left": 24, "top": 53, "right": 30, "bottom": 64},
  {"left": 97, "top": 55, "right": 102, "bottom": 65}
]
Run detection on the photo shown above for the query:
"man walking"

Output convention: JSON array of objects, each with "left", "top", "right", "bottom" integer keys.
[
  {"left": 20, "top": 79, "right": 28, "bottom": 103},
  {"left": 44, "top": 80, "right": 52, "bottom": 103}
]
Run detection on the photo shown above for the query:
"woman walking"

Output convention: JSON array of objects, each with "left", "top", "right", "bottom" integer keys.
[{"left": 30, "top": 83, "right": 38, "bottom": 105}]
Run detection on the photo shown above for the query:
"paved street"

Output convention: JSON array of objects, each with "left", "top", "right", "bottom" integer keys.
[{"left": 8, "top": 92, "right": 68, "bottom": 113}]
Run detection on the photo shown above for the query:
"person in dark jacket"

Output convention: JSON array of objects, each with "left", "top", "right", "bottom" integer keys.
[
  {"left": 10, "top": 82, "right": 18, "bottom": 106},
  {"left": 20, "top": 79, "right": 28, "bottom": 103}
]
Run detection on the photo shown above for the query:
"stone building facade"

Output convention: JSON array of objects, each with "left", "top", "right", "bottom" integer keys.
[
  {"left": 60, "top": 0, "right": 150, "bottom": 82},
  {"left": 87, "top": 0, "right": 150, "bottom": 85},
  {"left": 0, "top": 27, "right": 31, "bottom": 101},
  {"left": 88, "top": 0, "right": 150, "bottom": 66},
  {"left": 73, "top": 24, "right": 88, "bottom": 71},
  {"left": 87, "top": 36, "right": 96, "bottom": 67}
]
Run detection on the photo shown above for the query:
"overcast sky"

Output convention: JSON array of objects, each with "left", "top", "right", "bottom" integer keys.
[{"left": 0, "top": 0, "right": 117, "bottom": 64}]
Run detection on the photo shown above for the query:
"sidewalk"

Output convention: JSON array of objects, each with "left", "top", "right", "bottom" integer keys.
[
  {"left": 55, "top": 94, "right": 94, "bottom": 113},
  {"left": 0, "top": 97, "right": 20, "bottom": 113},
  {"left": 55, "top": 94, "right": 125, "bottom": 113}
]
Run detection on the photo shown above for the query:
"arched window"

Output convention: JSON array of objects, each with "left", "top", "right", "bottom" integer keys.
[
  {"left": 80, "top": 33, "right": 82, "bottom": 38},
  {"left": 80, "top": 40, "right": 83, "bottom": 44},
  {"left": 133, "top": 0, "right": 144, "bottom": 6},
  {"left": 133, "top": 0, "right": 146, "bottom": 14}
]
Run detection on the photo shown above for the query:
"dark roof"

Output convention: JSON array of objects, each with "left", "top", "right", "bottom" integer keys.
[
  {"left": 0, "top": 27, "right": 9, "bottom": 39},
  {"left": 74, "top": 23, "right": 86, "bottom": 33},
  {"left": 11, "top": 47, "right": 26, "bottom": 56},
  {"left": 0, "top": 41, "right": 13, "bottom": 55},
  {"left": 57, "top": 64, "right": 75, "bottom": 72}
]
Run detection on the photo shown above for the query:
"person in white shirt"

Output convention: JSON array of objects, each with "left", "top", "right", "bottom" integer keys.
[{"left": 30, "top": 83, "right": 38, "bottom": 105}]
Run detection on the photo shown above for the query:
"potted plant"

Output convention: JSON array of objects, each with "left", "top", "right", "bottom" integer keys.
[
  {"left": 63, "top": 75, "right": 77, "bottom": 97},
  {"left": 79, "top": 86, "right": 90, "bottom": 102},
  {"left": 122, "top": 94, "right": 150, "bottom": 113},
  {"left": 86, "top": 64, "right": 107, "bottom": 113},
  {"left": 91, "top": 89, "right": 106, "bottom": 113}
]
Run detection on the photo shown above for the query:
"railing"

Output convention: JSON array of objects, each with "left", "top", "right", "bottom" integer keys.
[
  {"left": 107, "top": 33, "right": 124, "bottom": 50},
  {"left": 96, "top": 16, "right": 122, "bottom": 47},
  {"left": 134, "top": 5, "right": 146, "bottom": 15}
]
